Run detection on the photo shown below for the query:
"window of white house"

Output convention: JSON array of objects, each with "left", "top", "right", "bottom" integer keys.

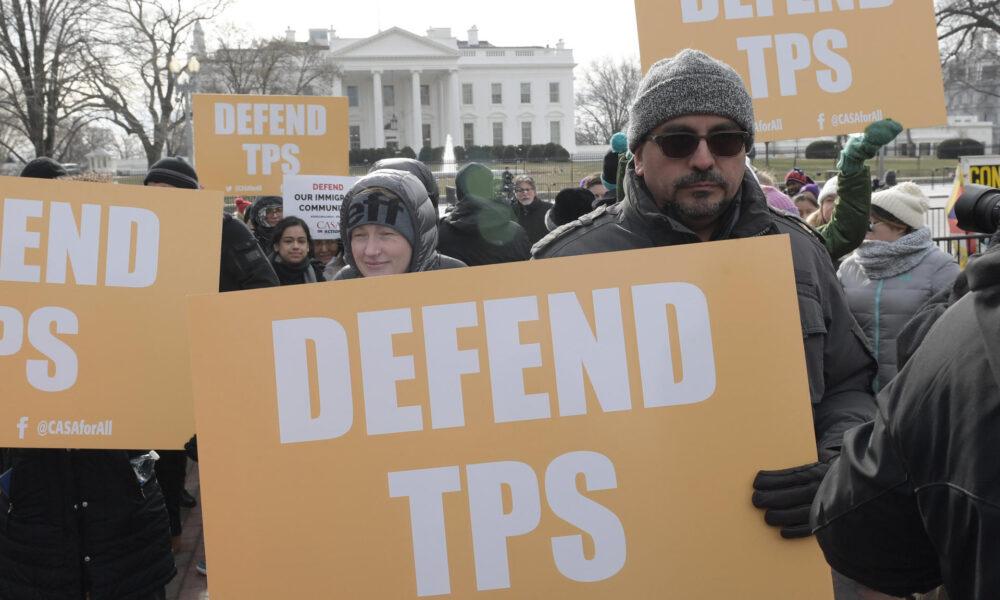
[
  {"left": 420, "top": 85, "right": 430, "bottom": 106},
  {"left": 349, "top": 125, "right": 361, "bottom": 150},
  {"left": 463, "top": 123, "right": 474, "bottom": 147},
  {"left": 491, "top": 83, "right": 502, "bottom": 104},
  {"left": 462, "top": 83, "right": 473, "bottom": 104},
  {"left": 550, "top": 121, "right": 561, "bottom": 145},
  {"left": 549, "top": 82, "right": 559, "bottom": 103},
  {"left": 492, "top": 122, "right": 503, "bottom": 146},
  {"left": 347, "top": 86, "right": 359, "bottom": 107},
  {"left": 521, "top": 122, "right": 532, "bottom": 146},
  {"left": 520, "top": 82, "right": 531, "bottom": 103},
  {"left": 383, "top": 85, "right": 394, "bottom": 107}
]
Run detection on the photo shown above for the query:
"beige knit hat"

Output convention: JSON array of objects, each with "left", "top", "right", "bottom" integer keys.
[
  {"left": 871, "top": 181, "right": 929, "bottom": 230},
  {"left": 819, "top": 176, "right": 838, "bottom": 201}
]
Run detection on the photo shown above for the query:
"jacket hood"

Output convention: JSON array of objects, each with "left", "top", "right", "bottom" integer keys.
[
  {"left": 341, "top": 169, "right": 440, "bottom": 275},
  {"left": 370, "top": 158, "right": 440, "bottom": 209}
]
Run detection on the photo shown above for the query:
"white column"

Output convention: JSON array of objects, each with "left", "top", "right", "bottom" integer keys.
[
  {"left": 372, "top": 70, "right": 385, "bottom": 148},
  {"left": 411, "top": 70, "right": 423, "bottom": 151},
  {"left": 447, "top": 69, "right": 461, "bottom": 147},
  {"left": 332, "top": 73, "right": 343, "bottom": 97}
]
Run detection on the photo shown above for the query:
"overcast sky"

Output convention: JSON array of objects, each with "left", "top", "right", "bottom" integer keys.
[{"left": 215, "top": 0, "right": 641, "bottom": 72}]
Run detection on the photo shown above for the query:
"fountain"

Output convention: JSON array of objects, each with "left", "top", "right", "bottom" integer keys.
[{"left": 439, "top": 133, "right": 457, "bottom": 176}]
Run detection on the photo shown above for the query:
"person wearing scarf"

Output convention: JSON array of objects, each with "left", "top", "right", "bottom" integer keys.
[
  {"left": 269, "top": 216, "right": 326, "bottom": 285},
  {"left": 838, "top": 182, "right": 960, "bottom": 391}
]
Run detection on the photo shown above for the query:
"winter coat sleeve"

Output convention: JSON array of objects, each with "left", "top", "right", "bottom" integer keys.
[
  {"left": 790, "top": 227, "right": 877, "bottom": 461},
  {"left": 810, "top": 413, "right": 943, "bottom": 596},
  {"left": 816, "top": 167, "right": 872, "bottom": 261}
]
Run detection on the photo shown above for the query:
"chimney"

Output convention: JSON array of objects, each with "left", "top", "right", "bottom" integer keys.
[
  {"left": 556, "top": 38, "right": 565, "bottom": 50},
  {"left": 468, "top": 25, "right": 479, "bottom": 46},
  {"left": 285, "top": 28, "right": 295, "bottom": 43}
]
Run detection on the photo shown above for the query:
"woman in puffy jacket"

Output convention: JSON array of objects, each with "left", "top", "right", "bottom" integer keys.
[
  {"left": 838, "top": 181, "right": 960, "bottom": 391},
  {"left": 334, "top": 169, "right": 465, "bottom": 279}
]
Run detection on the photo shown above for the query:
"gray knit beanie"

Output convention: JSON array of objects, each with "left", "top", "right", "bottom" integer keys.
[{"left": 628, "top": 49, "right": 755, "bottom": 152}]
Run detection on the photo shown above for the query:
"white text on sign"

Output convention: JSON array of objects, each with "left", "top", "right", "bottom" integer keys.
[
  {"left": 680, "top": 0, "right": 895, "bottom": 99},
  {"left": 389, "top": 451, "right": 626, "bottom": 596},
  {"left": 271, "top": 283, "right": 717, "bottom": 443},
  {"left": 213, "top": 102, "right": 327, "bottom": 177},
  {"left": 0, "top": 197, "right": 161, "bottom": 392}
]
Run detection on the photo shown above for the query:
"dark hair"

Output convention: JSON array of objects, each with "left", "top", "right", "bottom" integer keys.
[
  {"left": 792, "top": 192, "right": 819, "bottom": 208},
  {"left": 871, "top": 205, "right": 913, "bottom": 233},
  {"left": 271, "top": 216, "right": 313, "bottom": 260}
]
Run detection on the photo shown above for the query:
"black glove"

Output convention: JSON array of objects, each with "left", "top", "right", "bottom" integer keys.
[{"left": 751, "top": 460, "right": 830, "bottom": 538}]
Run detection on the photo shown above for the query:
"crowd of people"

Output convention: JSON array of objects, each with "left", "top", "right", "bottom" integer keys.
[{"left": 2, "top": 46, "right": 998, "bottom": 600}]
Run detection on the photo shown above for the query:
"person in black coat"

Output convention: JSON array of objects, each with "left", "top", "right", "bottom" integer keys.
[
  {"left": 268, "top": 216, "right": 326, "bottom": 285},
  {"left": 811, "top": 239, "right": 1000, "bottom": 599},
  {"left": 511, "top": 175, "right": 553, "bottom": 245},
  {"left": 437, "top": 163, "right": 530, "bottom": 266},
  {"left": 0, "top": 159, "right": 176, "bottom": 600}
]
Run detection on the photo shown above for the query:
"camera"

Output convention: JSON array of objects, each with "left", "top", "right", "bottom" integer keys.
[{"left": 955, "top": 184, "right": 1000, "bottom": 234}]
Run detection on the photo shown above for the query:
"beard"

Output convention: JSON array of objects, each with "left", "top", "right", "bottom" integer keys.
[{"left": 663, "top": 170, "right": 734, "bottom": 221}]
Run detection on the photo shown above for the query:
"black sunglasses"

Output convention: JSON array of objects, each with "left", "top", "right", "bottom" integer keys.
[{"left": 646, "top": 130, "right": 749, "bottom": 159}]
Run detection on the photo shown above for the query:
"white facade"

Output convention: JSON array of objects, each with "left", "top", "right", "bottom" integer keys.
[{"left": 294, "top": 26, "right": 576, "bottom": 152}]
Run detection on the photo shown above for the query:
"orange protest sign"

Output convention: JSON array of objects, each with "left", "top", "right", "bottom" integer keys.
[
  {"left": 0, "top": 177, "right": 221, "bottom": 448},
  {"left": 634, "top": 0, "right": 945, "bottom": 141},
  {"left": 193, "top": 94, "right": 349, "bottom": 196},
  {"left": 188, "top": 236, "right": 834, "bottom": 598}
]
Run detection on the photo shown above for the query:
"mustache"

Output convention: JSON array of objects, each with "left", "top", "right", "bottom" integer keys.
[{"left": 674, "top": 170, "right": 729, "bottom": 189}]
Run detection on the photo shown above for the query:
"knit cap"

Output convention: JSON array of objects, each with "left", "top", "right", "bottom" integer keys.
[
  {"left": 20, "top": 157, "right": 67, "bottom": 179},
  {"left": 546, "top": 187, "right": 596, "bottom": 231},
  {"left": 628, "top": 49, "right": 755, "bottom": 151},
  {"left": 802, "top": 183, "right": 820, "bottom": 198},
  {"left": 601, "top": 132, "right": 628, "bottom": 189},
  {"left": 344, "top": 188, "right": 416, "bottom": 249},
  {"left": 761, "top": 186, "right": 798, "bottom": 215},
  {"left": 785, "top": 167, "right": 813, "bottom": 186},
  {"left": 144, "top": 157, "right": 199, "bottom": 189},
  {"left": 819, "top": 177, "right": 838, "bottom": 202},
  {"left": 871, "top": 181, "right": 929, "bottom": 230}
]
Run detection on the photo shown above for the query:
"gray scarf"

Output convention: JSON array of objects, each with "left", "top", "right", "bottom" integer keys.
[{"left": 854, "top": 227, "right": 935, "bottom": 280}]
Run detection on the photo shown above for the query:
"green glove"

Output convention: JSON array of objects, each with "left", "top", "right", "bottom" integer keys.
[{"left": 837, "top": 118, "right": 903, "bottom": 175}]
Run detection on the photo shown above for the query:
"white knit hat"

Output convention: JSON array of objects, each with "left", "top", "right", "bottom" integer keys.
[
  {"left": 871, "top": 181, "right": 929, "bottom": 230},
  {"left": 819, "top": 176, "right": 838, "bottom": 202}
]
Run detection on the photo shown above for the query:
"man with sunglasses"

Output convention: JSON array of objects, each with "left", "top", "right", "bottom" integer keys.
[{"left": 534, "top": 49, "right": 877, "bottom": 544}]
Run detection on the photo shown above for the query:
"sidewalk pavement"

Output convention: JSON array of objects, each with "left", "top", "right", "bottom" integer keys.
[{"left": 166, "top": 461, "right": 208, "bottom": 600}]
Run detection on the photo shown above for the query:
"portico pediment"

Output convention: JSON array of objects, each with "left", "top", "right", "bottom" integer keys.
[{"left": 332, "top": 27, "right": 460, "bottom": 59}]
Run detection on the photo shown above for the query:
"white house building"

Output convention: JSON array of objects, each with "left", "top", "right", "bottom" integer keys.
[{"left": 290, "top": 26, "right": 576, "bottom": 153}]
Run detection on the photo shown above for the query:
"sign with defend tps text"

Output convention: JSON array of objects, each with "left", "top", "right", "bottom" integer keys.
[
  {"left": 634, "top": 0, "right": 946, "bottom": 141},
  {"left": 193, "top": 93, "right": 349, "bottom": 196},
  {"left": 188, "top": 236, "right": 834, "bottom": 599},
  {"left": 0, "top": 177, "right": 221, "bottom": 448}
]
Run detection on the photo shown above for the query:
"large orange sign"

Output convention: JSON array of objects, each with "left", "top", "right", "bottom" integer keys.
[
  {"left": 188, "top": 236, "right": 834, "bottom": 598},
  {"left": 193, "top": 94, "right": 349, "bottom": 196},
  {"left": 0, "top": 176, "right": 221, "bottom": 448},
  {"left": 634, "top": 0, "right": 945, "bottom": 141}
]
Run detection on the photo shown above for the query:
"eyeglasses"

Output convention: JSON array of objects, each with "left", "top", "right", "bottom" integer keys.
[
  {"left": 868, "top": 220, "right": 903, "bottom": 232},
  {"left": 265, "top": 207, "right": 282, "bottom": 214},
  {"left": 515, "top": 187, "right": 534, "bottom": 194},
  {"left": 646, "top": 130, "right": 749, "bottom": 159}
]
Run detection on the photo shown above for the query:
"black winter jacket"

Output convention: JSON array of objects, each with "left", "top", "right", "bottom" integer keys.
[
  {"left": 437, "top": 196, "right": 530, "bottom": 266},
  {"left": 811, "top": 242, "right": 1000, "bottom": 600},
  {"left": 334, "top": 170, "right": 466, "bottom": 280},
  {"left": 219, "top": 213, "right": 279, "bottom": 292},
  {"left": 534, "top": 165, "right": 877, "bottom": 460},
  {"left": 0, "top": 449, "right": 175, "bottom": 599},
  {"left": 513, "top": 197, "right": 553, "bottom": 245}
]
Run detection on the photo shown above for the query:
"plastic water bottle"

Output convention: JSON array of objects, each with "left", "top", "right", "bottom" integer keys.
[{"left": 129, "top": 450, "right": 160, "bottom": 485}]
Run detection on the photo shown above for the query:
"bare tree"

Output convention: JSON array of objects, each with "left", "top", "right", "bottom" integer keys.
[
  {"left": 575, "top": 56, "right": 641, "bottom": 146},
  {"left": 937, "top": 0, "right": 1000, "bottom": 62},
  {"left": 0, "top": 0, "right": 101, "bottom": 162},
  {"left": 86, "top": 0, "right": 226, "bottom": 167},
  {"left": 203, "top": 27, "right": 338, "bottom": 96}
]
